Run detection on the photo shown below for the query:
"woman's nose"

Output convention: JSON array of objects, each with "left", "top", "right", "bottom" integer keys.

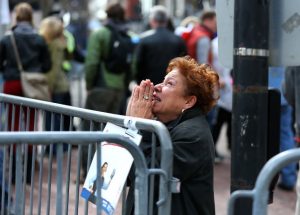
[{"left": 154, "top": 83, "right": 162, "bottom": 92}]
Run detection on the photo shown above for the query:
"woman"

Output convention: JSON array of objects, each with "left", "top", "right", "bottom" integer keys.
[
  {"left": 0, "top": 2, "right": 51, "bottom": 127},
  {"left": 127, "top": 56, "right": 219, "bottom": 215},
  {"left": 39, "top": 16, "right": 71, "bottom": 150},
  {"left": 0, "top": 2, "right": 51, "bottom": 183},
  {"left": 39, "top": 16, "right": 70, "bottom": 107}
]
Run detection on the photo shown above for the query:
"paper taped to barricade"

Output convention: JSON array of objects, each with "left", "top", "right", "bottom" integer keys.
[{"left": 81, "top": 122, "right": 142, "bottom": 215}]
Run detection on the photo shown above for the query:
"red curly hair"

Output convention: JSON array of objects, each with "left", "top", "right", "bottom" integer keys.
[{"left": 166, "top": 56, "right": 220, "bottom": 113}]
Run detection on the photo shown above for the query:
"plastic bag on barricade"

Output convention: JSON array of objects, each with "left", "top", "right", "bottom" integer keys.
[{"left": 81, "top": 122, "right": 142, "bottom": 215}]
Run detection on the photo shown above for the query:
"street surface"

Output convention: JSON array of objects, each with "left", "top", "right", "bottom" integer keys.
[{"left": 214, "top": 125, "right": 296, "bottom": 215}]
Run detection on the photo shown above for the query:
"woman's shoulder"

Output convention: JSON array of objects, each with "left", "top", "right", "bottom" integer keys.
[{"left": 171, "top": 115, "right": 210, "bottom": 138}]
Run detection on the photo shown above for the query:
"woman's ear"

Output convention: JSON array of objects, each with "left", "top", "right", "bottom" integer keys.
[{"left": 184, "top": 95, "right": 197, "bottom": 109}]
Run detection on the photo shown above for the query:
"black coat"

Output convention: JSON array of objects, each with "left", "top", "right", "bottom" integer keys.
[
  {"left": 135, "top": 27, "right": 186, "bottom": 85},
  {"left": 131, "top": 107, "right": 215, "bottom": 215},
  {"left": 0, "top": 22, "right": 51, "bottom": 81},
  {"left": 166, "top": 107, "right": 215, "bottom": 215}
]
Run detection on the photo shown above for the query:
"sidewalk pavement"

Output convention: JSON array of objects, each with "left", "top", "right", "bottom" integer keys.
[
  {"left": 215, "top": 125, "right": 296, "bottom": 215},
  {"left": 214, "top": 157, "right": 296, "bottom": 215}
]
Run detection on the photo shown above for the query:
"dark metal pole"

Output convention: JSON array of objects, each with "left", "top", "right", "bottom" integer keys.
[{"left": 231, "top": 0, "right": 269, "bottom": 214}]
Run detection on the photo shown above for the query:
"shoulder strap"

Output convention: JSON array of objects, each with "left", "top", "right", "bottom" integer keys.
[{"left": 8, "top": 31, "right": 24, "bottom": 72}]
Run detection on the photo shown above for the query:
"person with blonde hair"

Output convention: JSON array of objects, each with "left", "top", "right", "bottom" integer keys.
[
  {"left": 127, "top": 56, "right": 218, "bottom": 215},
  {"left": 39, "top": 16, "right": 71, "bottom": 148},
  {"left": 0, "top": 2, "right": 51, "bottom": 183}
]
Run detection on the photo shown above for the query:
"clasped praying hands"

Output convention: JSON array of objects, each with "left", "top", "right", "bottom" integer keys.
[{"left": 126, "top": 79, "right": 155, "bottom": 119}]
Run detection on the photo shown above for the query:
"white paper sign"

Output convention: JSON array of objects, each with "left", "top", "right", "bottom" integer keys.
[{"left": 81, "top": 122, "right": 142, "bottom": 215}]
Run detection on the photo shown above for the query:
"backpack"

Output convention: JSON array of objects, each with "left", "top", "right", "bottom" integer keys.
[{"left": 103, "top": 24, "right": 135, "bottom": 74}]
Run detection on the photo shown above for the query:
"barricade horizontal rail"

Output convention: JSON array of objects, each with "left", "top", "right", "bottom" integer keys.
[
  {"left": 0, "top": 131, "right": 165, "bottom": 215},
  {"left": 228, "top": 148, "right": 300, "bottom": 215},
  {"left": 0, "top": 93, "right": 174, "bottom": 215}
]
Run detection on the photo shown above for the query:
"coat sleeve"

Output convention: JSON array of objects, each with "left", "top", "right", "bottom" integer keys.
[
  {"left": 0, "top": 37, "right": 7, "bottom": 72},
  {"left": 85, "top": 30, "right": 103, "bottom": 90}
]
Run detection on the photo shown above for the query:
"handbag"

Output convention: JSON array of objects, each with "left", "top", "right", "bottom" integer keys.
[{"left": 9, "top": 31, "right": 51, "bottom": 101}]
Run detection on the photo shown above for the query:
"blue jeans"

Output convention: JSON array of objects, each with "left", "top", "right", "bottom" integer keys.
[{"left": 280, "top": 105, "right": 297, "bottom": 187}]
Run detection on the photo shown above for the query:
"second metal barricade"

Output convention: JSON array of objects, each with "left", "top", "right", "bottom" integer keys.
[{"left": 228, "top": 148, "right": 300, "bottom": 215}]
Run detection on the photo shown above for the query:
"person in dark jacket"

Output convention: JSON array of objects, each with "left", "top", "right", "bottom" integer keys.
[
  {"left": 134, "top": 5, "right": 186, "bottom": 85},
  {"left": 0, "top": 2, "right": 51, "bottom": 183},
  {"left": 127, "top": 56, "right": 219, "bottom": 215},
  {"left": 0, "top": 3, "right": 51, "bottom": 90}
]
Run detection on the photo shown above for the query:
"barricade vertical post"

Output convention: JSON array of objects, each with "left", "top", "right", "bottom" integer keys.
[{"left": 15, "top": 144, "right": 23, "bottom": 215}]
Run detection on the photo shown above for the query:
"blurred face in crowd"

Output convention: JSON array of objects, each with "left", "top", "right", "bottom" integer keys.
[
  {"left": 152, "top": 69, "right": 196, "bottom": 123},
  {"left": 203, "top": 16, "right": 217, "bottom": 33}
]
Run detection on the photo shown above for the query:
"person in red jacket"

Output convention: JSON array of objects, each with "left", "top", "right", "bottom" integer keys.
[{"left": 186, "top": 11, "right": 217, "bottom": 65}]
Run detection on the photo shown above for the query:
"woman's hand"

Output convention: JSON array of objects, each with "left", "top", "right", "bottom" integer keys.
[{"left": 126, "top": 80, "right": 154, "bottom": 119}]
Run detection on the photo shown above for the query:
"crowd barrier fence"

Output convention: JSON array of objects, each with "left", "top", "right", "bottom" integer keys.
[
  {"left": 0, "top": 132, "right": 149, "bottom": 215},
  {"left": 0, "top": 93, "right": 176, "bottom": 215}
]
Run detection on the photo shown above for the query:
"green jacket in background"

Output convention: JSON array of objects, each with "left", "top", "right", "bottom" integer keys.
[{"left": 85, "top": 26, "right": 126, "bottom": 91}]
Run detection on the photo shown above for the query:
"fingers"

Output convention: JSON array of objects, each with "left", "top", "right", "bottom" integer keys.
[
  {"left": 126, "top": 86, "right": 140, "bottom": 116},
  {"left": 126, "top": 81, "right": 155, "bottom": 119},
  {"left": 139, "top": 79, "right": 153, "bottom": 101},
  {"left": 132, "top": 85, "right": 140, "bottom": 102},
  {"left": 149, "top": 82, "right": 154, "bottom": 101},
  {"left": 138, "top": 80, "right": 146, "bottom": 100}
]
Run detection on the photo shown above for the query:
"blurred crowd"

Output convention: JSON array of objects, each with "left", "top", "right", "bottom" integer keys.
[{"left": 0, "top": 1, "right": 300, "bottom": 214}]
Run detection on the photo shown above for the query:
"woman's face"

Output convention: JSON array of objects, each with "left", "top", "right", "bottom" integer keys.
[
  {"left": 102, "top": 163, "right": 108, "bottom": 173},
  {"left": 152, "top": 69, "right": 189, "bottom": 123}
]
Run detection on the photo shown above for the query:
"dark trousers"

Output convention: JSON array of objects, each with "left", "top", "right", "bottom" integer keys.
[
  {"left": 45, "top": 91, "right": 72, "bottom": 153},
  {"left": 212, "top": 107, "right": 232, "bottom": 150},
  {"left": 4, "top": 80, "right": 35, "bottom": 183}
]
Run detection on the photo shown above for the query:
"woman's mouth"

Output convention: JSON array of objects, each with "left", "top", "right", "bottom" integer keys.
[{"left": 152, "top": 95, "right": 161, "bottom": 102}]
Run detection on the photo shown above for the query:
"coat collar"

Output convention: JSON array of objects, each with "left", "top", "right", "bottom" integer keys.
[
  {"left": 165, "top": 107, "right": 203, "bottom": 131},
  {"left": 12, "top": 22, "right": 36, "bottom": 34}
]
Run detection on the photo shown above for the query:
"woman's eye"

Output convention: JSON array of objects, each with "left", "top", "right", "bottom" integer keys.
[{"left": 166, "top": 82, "right": 173, "bottom": 86}]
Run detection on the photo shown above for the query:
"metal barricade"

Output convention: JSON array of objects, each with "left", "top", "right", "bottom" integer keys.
[
  {"left": 0, "top": 93, "right": 175, "bottom": 215},
  {"left": 228, "top": 148, "right": 300, "bottom": 215},
  {"left": 0, "top": 131, "right": 149, "bottom": 215}
]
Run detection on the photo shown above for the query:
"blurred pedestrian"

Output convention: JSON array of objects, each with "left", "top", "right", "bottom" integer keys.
[
  {"left": 269, "top": 66, "right": 297, "bottom": 190},
  {"left": 134, "top": 5, "right": 186, "bottom": 85},
  {"left": 39, "top": 16, "right": 71, "bottom": 151},
  {"left": 282, "top": 66, "right": 300, "bottom": 214},
  {"left": 0, "top": 2, "right": 51, "bottom": 183},
  {"left": 82, "top": 2, "right": 134, "bottom": 179},
  {"left": 211, "top": 36, "right": 232, "bottom": 163},
  {"left": 185, "top": 10, "right": 217, "bottom": 131},
  {"left": 185, "top": 10, "right": 216, "bottom": 64},
  {"left": 47, "top": 8, "right": 85, "bottom": 75},
  {"left": 174, "top": 16, "right": 199, "bottom": 41}
]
